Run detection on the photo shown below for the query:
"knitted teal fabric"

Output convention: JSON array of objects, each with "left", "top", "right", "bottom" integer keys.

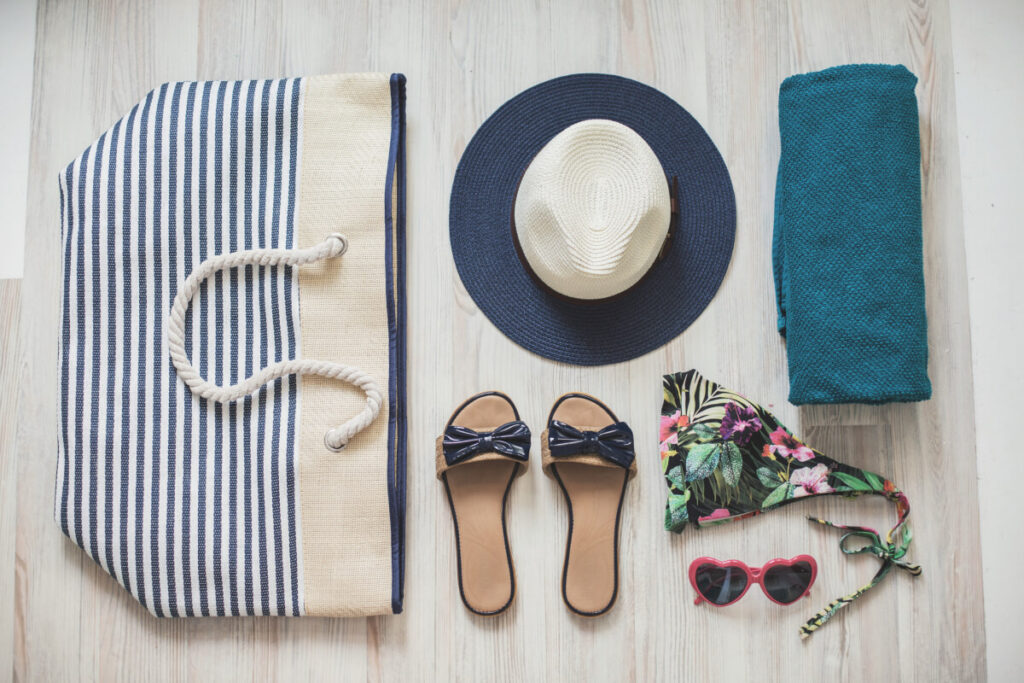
[{"left": 773, "top": 64, "right": 931, "bottom": 405}]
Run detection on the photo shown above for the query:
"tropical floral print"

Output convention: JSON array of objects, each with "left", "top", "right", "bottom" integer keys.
[
  {"left": 718, "top": 402, "right": 761, "bottom": 445},
  {"left": 660, "top": 410, "right": 689, "bottom": 445},
  {"left": 659, "top": 369, "right": 902, "bottom": 529},
  {"left": 697, "top": 508, "right": 732, "bottom": 524},
  {"left": 660, "top": 369, "right": 921, "bottom": 638},
  {"left": 659, "top": 410, "right": 690, "bottom": 463},
  {"left": 790, "top": 464, "right": 834, "bottom": 497},
  {"left": 763, "top": 427, "right": 814, "bottom": 462}
]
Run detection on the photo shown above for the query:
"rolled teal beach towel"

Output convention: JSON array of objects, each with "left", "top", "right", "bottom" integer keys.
[{"left": 773, "top": 64, "right": 931, "bottom": 405}]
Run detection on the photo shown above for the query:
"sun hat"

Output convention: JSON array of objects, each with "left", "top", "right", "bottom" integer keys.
[{"left": 450, "top": 73, "right": 736, "bottom": 365}]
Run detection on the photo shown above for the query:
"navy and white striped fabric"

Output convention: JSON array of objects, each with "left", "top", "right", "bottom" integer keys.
[{"left": 57, "top": 78, "right": 306, "bottom": 617}]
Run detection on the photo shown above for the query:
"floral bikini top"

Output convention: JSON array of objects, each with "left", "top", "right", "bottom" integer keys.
[{"left": 660, "top": 369, "right": 921, "bottom": 639}]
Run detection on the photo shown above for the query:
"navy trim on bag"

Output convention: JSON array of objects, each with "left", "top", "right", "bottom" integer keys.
[{"left": 385, "top": 73, "right": 408, "bottom": 614}]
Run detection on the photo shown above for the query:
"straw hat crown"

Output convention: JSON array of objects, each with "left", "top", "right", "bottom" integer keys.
[{"left": 513, "top": 119, "right": 671, "bottom": 300}]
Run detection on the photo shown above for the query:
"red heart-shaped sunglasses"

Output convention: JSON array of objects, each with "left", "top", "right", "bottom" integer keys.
[{"left": 688, "top": 555, "right": 818, "bottom": 607}]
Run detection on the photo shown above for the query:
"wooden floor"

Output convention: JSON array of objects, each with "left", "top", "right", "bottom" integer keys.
[{"left": 0, "top": 0, "right": 985, "bottom": 680}]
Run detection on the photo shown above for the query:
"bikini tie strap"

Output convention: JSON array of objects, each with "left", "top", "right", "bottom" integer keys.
[
  {"left": 838, "top": 528, "right": 922, "bottom": 573},
  {"left": 798, "top": 517, "right": 921, "bottom": 640}
]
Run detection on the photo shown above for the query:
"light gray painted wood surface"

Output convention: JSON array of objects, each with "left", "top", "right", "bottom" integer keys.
[
  {"left": 0, "top": 0, "right": 985, "bottom": 680},
  {"left": 949, "top": 1, "right": 1024, "bottom": 680},
  {"left": 0, "top": 0, "right": 35, "bottom": 279}
]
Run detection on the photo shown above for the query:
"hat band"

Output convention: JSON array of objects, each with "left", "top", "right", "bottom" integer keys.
[{"left": 510, "top": 175, "right": 680, "bottom": 305}]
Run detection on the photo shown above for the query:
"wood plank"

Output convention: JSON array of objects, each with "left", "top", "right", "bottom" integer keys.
[{"left": 0, "top": 281, "right": 21, "bottom": 681}]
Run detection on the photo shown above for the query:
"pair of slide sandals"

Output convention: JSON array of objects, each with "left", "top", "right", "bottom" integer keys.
[{"left": 436, "top": 391, "right": 636, "bottom": 616}]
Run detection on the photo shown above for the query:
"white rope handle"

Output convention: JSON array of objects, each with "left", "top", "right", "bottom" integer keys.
[{"left": 167, "top": 233, "right": 382, "bottom": 452}]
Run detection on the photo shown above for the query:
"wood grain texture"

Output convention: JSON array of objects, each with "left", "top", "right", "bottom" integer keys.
[
  {"left": 4, "top": 0, "right": 984, "bottom": 680},
  {"left": 0, "top": 281, "right": 21, "bottom": 681}
]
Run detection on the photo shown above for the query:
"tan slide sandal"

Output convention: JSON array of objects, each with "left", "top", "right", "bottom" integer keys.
[
  {"left": 437, "top": 392, "right": 531, "bottom": 615},
  {"left": 542, "top": 393, "right": 636, "bottom": 616}
]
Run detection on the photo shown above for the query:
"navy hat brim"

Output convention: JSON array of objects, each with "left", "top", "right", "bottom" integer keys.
[{"left": 449, "top": 73, "right": 736, "bottom": 366}]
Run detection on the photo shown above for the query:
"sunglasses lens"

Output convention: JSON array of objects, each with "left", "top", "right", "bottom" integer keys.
[
  {"left": 763, "top": 561, "right": 814, "bottom": 604},
  {"left": 695, "top": 564, "right": 749, "bottom": 605}
]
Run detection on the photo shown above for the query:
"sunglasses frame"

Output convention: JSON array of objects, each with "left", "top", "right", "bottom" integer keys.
[{"left": 688, "top": 555, "right": 818, "bottom": 607}]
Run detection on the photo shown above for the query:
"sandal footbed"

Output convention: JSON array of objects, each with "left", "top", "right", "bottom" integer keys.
[
  {"left": 547, "top": 394, "right": 630, "bottom": 616},
  {"left": 441, "top": 392, "right": 521, "bottom": 615}
]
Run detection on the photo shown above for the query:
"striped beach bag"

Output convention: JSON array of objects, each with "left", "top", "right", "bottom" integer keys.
[{"left": 55, "top": 73, "right": 407, "bottom": 617}]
